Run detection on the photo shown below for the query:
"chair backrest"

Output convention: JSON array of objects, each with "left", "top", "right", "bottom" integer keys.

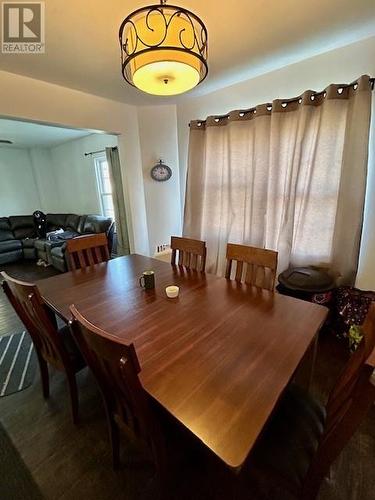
[
  {"left": 0, "top": 271, "right": 70, "bottom": 370},
  {"left": 304, "top": 304, "right": 375, "bottom": 497},
  {"left": 170, "top": 236, "right": 207, "bottom": 272},
  {"left": 225, "top": 243, "right": 278, "bottom": 291},
  {"left": 66, "top": 233, "right": 109, "bottom": 271},
  {"left": 69, "top": 305, "right": 165, "bottom": 462}
]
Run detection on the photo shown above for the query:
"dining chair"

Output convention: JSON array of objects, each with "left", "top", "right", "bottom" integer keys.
[
  {"left": 0, "top": 272, "right": 85, "bottom": 424},
  {"left": 69, "top": 304, "right": 167, "bottom": 483},
  {"left": 243, "top": 303, "right": 375, "bottom": 500},
  {"left": 225, "top": 243, "right": 278, "bottom": 291},
  {"left": 170, "top": 236, "right": 207, "bottom": 272},
  {"left": 65, "top": 233, "right": 109, "bottom": 271}
]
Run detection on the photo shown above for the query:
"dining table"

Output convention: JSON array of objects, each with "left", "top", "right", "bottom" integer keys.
[{"left": 38, "top": 254, "right": 328, "bottom": 470}]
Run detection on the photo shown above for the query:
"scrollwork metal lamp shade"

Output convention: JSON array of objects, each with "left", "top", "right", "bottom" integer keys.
[{"left": 119, "top": 1, "right": 208, "bottom": 96}]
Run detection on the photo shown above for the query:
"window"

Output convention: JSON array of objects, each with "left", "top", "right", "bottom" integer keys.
[{"left": 94, "top": 155, "right": 115, "bottom": 220}]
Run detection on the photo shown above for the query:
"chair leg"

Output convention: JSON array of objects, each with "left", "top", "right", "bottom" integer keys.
[
  {"left": 66, "top": 372, "right": 79, "bottom": 425},
  {"left": 107, "top": 415, "right": 120, "bottom": 469},
  {"left": 37, "top": 353, "right": 49, "bottom": 399}
]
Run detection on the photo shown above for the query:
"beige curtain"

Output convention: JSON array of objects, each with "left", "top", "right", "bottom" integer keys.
[
  {"left": 184, "top": 75, "right": 372, "bottom": 284},
  {"left": 106, "top": 147, "right": 130, "bottom": 256}
]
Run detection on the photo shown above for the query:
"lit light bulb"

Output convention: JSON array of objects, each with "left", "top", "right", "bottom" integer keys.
[{"left": 133, "top": 61, "right": 200, "bottom": 96}]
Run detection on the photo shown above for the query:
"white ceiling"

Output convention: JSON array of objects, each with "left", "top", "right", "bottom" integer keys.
[
  {"left": 0, "top": 0, "right": 374, "bottom": 105},
  {"left": 0, "top": 118, "right": 91, "bottom": 148}
]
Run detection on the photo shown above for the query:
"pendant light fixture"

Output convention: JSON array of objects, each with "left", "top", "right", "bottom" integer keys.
[{"left": 119, "top": 0, "right": 208, "bottom": 96}]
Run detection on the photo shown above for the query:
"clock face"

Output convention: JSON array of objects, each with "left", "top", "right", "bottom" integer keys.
[{"left": 151, "top": 163, "right": 172, "bottom": 182}]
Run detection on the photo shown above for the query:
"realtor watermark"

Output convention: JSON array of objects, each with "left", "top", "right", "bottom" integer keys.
[{"left": 2, "top": 2, "right": 45, "bottom": 53}]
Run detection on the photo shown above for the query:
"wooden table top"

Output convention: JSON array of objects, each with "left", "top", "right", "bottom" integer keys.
[{"left": 38, "top": 254, "right": 328, "bottom": 469}]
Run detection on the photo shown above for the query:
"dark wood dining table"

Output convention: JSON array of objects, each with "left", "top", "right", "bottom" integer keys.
[{"left": 38, "top": 254, "right": 328, "bottom": 470}]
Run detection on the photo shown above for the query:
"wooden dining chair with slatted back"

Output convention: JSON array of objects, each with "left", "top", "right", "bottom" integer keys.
[
  {"left": 225, "top": 243, "right": 278, "bottom": 291},
  {"left": 170, "top": 236, "right": 207, "bottom": 272},
  {"left": 65, "top": 233, "right": 110, "bottom": 271},
  {"left": 0, "top": 272, "right": 85, "bottom": 423},
  {"left": 69, "top": 304, "right": 168, "bottom": 488},
  {"left": 243, "top": 303, "right": 375, "bottom": 500}
]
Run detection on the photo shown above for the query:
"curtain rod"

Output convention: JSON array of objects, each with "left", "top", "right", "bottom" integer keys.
[
  {"left": 189, "top": 76, "right": 375, "bottom": 127},
  {"left": 84, "top": 149, "right": 106, "bottom": 156}
]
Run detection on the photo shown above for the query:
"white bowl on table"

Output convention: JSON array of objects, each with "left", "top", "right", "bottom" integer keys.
[{"left": 166, "top": 286, "right": 179, "bottom": 298}]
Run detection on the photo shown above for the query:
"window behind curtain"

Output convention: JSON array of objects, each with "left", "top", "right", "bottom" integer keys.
[
  {"left": 94, "top": 154, "right": 115, "bottom": 220},
  {"left": 184, "top": 76, "right": 372, "bottom": 284}
]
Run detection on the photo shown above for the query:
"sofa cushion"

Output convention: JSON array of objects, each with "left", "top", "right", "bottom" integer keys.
[
  {"left": 34, "top": 239, "right": 47, "bottom": 251},
  {"left": 0, "top": 249, "right": 23, "bottom": 265},
  {"left": 46, "top": 213, "right": 68, "bottom": 232},
  {"left": 0, "top": 239, "right": 22, "bottom": 253},
  {"left": 82, "top": 215, "right": 112, "bottom": 235},
  {"left": 51, "top": 245, "right": 65, "bottom": 259},
  {"left": 9, "top": 216, "right": 35, "bottom": 239},
  {"left": 21, "top": 238, "right": 37, "bottom": 249},
  {"left": 65, "top": 214, "right": 80, "bottom": 232},
  {"left": 77, "top": 215, "right": 87, "bottom": 234},
  {"left": 0, "top": 217, "right": 14, "bottom": 242},
  {"left": 23, "top": 246, "right": 37, "bottom": 260}
]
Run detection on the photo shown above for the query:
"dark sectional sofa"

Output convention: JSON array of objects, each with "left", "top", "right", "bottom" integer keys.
[{"left": 0, "top": 213, "right": 114, "bottom": 272}]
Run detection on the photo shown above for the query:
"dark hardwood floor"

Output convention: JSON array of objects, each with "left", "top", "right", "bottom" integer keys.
[{"left": 0, "top": 260, "right": 374, "bottom": 499}]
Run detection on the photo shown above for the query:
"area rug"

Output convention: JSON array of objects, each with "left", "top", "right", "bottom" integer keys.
[
  {"left": 0, "top": 421, "right": 44, "bottom": 499},
  {"left": 0, "top": 331, "right": 36, "bottom": 397}
]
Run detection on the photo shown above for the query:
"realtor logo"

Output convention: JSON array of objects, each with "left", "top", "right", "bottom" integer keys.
[{"left": 2, "top": 2, "right": 45, "bottom": 53}]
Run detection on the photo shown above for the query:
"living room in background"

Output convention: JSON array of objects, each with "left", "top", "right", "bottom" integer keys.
[{"left": 0, "top": 117, "right": 120, "bottom": 271}]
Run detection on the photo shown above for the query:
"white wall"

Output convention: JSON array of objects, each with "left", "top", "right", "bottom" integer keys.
[
  {"left": 137, "top": 105, "right": 181, "bottom": 255},
  {"left": 0, "top": 70, "right": 149, "bottom": 255},
  {"left": 48, "top": 133, "right": 117, "bottom": 214},
  {"left": 29, "top": 148, "right": 59, "bottom": 212},
  {"left": 176, "top": 36, "right": 375, "bottom": 289},
  {"left": 0, "top": 147, "right": 42, "bottom": 216}
]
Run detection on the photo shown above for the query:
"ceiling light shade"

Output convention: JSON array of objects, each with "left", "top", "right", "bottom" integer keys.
[{"left": 119, "top": 0, "right": 208, "bottom": 96}]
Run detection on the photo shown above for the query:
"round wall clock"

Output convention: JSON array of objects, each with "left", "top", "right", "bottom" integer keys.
[{"left": 150, "top": 160, "right": 172, "bottom": 182}]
